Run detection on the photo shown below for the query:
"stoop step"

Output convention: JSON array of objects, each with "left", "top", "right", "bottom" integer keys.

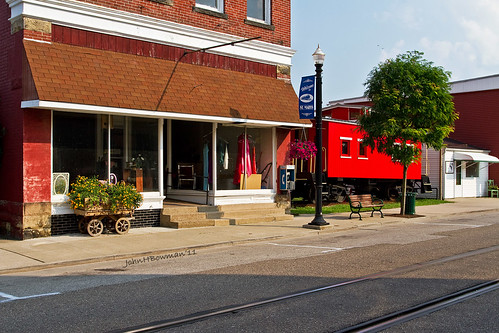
[{"left": 161, "top": 202, "right": 292, "bottom": 229}]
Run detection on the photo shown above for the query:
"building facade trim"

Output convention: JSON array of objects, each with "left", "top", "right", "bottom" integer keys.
[
  {"left": 7, "top": 0, "right": 295, "bottom": 65},
  {"left": 22, "top": 100, "right": 312, "bottom": 128}
]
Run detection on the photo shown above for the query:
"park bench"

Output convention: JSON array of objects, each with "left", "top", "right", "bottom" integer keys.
[{"left": 347, "top": 194, "right": 384, "bottom": 220}]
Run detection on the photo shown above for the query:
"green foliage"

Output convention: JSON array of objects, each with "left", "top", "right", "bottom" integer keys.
[
  {"left": 358, "top": 51, "right": 458, "bottom": 214},
  {"left": 359, "top": 51, "right": 458, "bottom": 166},
  {"left": 68, "top": 175, "right": 142, "bottom": 211},
  {"left": 107, "top": 180, "right": 144, "bottom": 211}
]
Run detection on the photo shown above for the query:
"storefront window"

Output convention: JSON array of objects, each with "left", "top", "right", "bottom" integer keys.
[
  {"left": 53, "top": 112, "right": 158, "bottom": 192},
  {"left": 53, "top": 112, "right": 100, "bottom": 185},
  {"left": 216, "top": 126, "right": 272, "bottom": 190}
]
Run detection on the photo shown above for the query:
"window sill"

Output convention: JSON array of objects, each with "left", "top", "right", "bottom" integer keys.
[
  {"left": 193, "top": 6, "right": 228, "bottom": 19},
  {"left": 340, "top": 156, "right": 352, "bottom": 159},
  {"left": 244, "top": 18, "right": 275, "bottom": 30},
  {"left": 148, "top": 0, "right": 173, "bottom": 5}
]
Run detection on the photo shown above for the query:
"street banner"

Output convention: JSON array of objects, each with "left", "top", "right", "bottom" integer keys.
[{"left": 299, "top": 75, "right": 315, "bottom": 119}]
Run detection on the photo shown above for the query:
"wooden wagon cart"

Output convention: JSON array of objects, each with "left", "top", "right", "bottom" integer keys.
[{"left": 75, "top": 208, "right": 134, "bottom": 237}]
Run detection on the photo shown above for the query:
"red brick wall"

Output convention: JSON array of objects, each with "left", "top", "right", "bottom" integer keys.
[
  {"left": 0, "top": 2, "right": 24, "bottom": 237},
  {"left": 76, "top": 0, "right": 291, "bottom": 46},
  {"left": 23, "top": 109, "right": 52, "bottom": 203},
  {"left": 450, "top": 90, "right": 499, "bottom": 181}
]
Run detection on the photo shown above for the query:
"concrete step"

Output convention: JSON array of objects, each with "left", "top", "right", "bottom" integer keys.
[
  {"left": 221, "top": 208, "right": 286, "bottom": 218},
  {"left": 228, "top": 214, "right": 294, "bottom": 225},
  {"left": 161, "top": 218, "right": 230, "bottom": 229},
  {"left": 215, "top": 203, "right": 278, "bottom": 212},
  {"left": 162, "top": 206, "right": 199, "bottom": 215},
  {"left": 162, "top": 212, "right": 211, "bottom": 222}
]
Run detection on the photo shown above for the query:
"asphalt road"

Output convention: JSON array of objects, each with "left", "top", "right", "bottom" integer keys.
[{"left": 0, "top": 211, "right": 498, "bottom": 332}]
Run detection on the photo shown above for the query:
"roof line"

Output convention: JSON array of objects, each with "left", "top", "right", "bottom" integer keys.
[{"left": 21, "top": 100, "right": 312, "bottom": 128}]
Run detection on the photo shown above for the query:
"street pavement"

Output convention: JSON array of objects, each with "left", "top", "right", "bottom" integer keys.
[{"left": 0, "top": 197, "right": 498, "bottom": 274}]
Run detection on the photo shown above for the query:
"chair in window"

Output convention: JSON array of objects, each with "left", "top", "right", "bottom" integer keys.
[
  {"left": 178, "top": 163, "right": 196, "bottom": 189},
  {"left": 488, "top": 179, "right": 498, "bottom": 198}
]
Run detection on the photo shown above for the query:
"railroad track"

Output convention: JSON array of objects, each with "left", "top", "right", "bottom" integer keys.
[{"left": 112, "top": 245, "right": 499, "bottom": 333}]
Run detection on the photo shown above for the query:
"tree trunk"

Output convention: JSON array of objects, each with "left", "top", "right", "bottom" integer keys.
[{"left": 400, "top": 164, "right": 409, "bottom": 215}]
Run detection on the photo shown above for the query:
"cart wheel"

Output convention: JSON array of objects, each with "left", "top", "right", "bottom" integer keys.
[
  {"left": 87, "top": 219, "right": 103, "bottom": 237},
  {"left": 115, "top": 218, "right": 130, "bottom": 235},
  {"left": 78, "top": 218, "right": 87, "bottom": 234}
]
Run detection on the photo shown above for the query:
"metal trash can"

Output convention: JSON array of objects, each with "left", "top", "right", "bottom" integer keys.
[{"left": 405, "top": 192, "right": 417, "bottom": 215}]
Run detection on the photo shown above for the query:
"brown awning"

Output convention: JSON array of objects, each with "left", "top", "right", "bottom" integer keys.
[{"left": 23, "top": 40, "right": 309, "bottom": 126}]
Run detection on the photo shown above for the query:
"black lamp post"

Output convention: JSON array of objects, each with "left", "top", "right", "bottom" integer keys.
[{"left": 308, "top": 45, "right": 329, "bottom": 226}]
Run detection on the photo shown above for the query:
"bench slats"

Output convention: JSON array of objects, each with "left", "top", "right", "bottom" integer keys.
[{"left": 348, "top": 194, "right": 384, "bottom": 220}]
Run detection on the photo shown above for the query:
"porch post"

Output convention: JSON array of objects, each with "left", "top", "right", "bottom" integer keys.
[
  {"left": 167, "top": 119, "right": 172, "bottom": 192},
  {"left": 272, "top": 127, "right": 277, "bottom": 192},
  {"left": 211, "top": 122, "right": 217, "bottom": 205},
  {"left": 158, "top": 119, "right": 164, "bottom": 197}
]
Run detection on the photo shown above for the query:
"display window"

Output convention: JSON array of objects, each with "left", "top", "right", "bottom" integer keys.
[
  {"left": 216, "top": 125, "right": 272, "bottom": 190},
  {"left": 52, "top": 112, "right": 159, "bottom": 193}
]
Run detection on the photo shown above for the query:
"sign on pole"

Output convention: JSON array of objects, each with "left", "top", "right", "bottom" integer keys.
[{"left": 299, "top": 75, "right": 315, "bottom": 119}]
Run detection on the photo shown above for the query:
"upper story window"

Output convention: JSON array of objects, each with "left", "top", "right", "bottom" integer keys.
[
  {"left": 247, "top": 0, "right": 271, "bottom": 24},
  {"left": 196, "top": 0, "right": 224, "bottom": 13}
]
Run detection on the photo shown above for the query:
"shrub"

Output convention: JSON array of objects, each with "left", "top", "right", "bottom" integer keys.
[{"left": 68, "top": 176, "right": 142, "bottom": 211}]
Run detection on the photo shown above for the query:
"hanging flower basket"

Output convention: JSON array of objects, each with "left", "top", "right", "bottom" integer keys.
[{"left": 289, "top": 139, "right": 317, "bottom": 160}]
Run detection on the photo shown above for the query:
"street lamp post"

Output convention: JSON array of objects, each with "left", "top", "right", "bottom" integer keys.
[{"left": 308, "top": 45, "right": 329, "bottom": 227}]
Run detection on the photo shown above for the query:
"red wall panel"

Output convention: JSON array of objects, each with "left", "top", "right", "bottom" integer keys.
[
  {"left": 325, "top": 121, "right": 421, "bottom": 180},
  {"left": 23, "top": 109, "right": 52, "bottom": 203},
  {"left": 450, "top": 90, "right": 499, "bottom": 181}
]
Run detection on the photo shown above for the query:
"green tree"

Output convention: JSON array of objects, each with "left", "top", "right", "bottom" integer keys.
[{"left": 358, "top": 51, "right": 458, "bottom": 214}]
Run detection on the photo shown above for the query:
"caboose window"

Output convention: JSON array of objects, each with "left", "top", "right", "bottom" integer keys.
[
  {"left": 358, "top": 139, "right": 367, "bottom": 159},
  {"left": 340, "top": 138, "right": 351, "bottom": 158}
]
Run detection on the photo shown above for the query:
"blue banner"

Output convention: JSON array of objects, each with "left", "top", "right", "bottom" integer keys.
[{"left": 299, "top": 75, "right": 315, "bottom": 119}]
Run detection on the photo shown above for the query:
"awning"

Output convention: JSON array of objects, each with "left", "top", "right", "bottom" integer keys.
[
  {"left": 22, "top": 40, "right": 309, "bottom": 127},
  {"left": 454, "top": 152, "right": 499, "bottom": 163}
]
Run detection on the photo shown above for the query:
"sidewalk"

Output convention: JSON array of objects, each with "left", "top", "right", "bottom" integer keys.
[{"left": 1, "top": 198, "right": 498, "bottom": 274}]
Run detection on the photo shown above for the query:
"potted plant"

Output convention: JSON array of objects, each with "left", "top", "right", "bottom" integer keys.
[{"left": 289, "top": 139, "right": 317, "bottom": 160}]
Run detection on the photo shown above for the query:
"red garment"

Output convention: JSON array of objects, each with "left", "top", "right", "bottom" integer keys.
[
  {"left": 252, "top": 146, "right": 257, "bottom": 174},
  {"left": 233, "top": 133, "right": 253, "bottom": 184}
]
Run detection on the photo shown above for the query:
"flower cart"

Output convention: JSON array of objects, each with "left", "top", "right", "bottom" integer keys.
[
  {"left": 68, "top": 176, "right": 143, "bottom": 237},
  {"left": 75, "top": 207, "right": 134, "bottom": 237}
]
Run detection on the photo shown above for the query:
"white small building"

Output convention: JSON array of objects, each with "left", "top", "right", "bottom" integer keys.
[{"left": 422, "top": 139, "right": 499, "bottom": 199}]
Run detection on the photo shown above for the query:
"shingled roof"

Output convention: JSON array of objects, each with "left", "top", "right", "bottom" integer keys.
[{"left": 23, "top": 40, "right": 309, "bottom": 126}]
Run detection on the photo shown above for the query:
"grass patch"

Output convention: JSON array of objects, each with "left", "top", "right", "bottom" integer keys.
[{"left": 290, "top": 198, "right": 452, "bottom": 215}]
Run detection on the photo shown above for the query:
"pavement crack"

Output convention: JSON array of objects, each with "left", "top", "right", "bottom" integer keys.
[{"left": 0, "top": 248, "right": 45, "bottom": 263}]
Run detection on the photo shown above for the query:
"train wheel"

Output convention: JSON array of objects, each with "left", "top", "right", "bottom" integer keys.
[{"left": 336, "top": 192, "right": 346, "bottom": 203}]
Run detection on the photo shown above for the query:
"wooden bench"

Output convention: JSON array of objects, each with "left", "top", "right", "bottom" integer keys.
[{"left": 347, "top": 194, "right": 384, "bottom": 220}]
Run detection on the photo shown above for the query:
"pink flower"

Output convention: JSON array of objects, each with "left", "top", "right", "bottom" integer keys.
[{"left": 289, "top": 140, "right": 317, "bottom": 160}]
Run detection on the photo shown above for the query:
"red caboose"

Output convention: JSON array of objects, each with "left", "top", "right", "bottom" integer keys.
[{"left": 293, "top": 105, "right": 423, "bottom": 201}]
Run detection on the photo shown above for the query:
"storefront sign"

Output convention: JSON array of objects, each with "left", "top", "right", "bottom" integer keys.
[{"left": 299, "top": 75, "right": 315, "bottom": 119}]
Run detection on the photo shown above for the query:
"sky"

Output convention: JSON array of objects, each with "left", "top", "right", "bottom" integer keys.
[{"left": 291, "top": 0, "right": 499, "bottom": 105}]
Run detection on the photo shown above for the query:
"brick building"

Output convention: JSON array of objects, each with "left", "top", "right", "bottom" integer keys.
[{"left": 0, "top": 0, "right": 309, "bottom": 239}]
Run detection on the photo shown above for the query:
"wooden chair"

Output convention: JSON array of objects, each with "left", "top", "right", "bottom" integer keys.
[
  {"left": 488, "top": 180, "right": 498, "bottom": 198},
  {"left": 178, "top": 163, "right": 196, "bottom": 189}
]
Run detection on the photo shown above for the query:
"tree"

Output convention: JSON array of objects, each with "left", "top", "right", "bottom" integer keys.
[{"left": 358, "top": 51, "right": 458, "bottom": 214}]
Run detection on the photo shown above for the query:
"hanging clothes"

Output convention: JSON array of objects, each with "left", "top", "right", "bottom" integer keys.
[
  {"left": 251, "top": 146, "right": 257, "bottom": 174},
  {"left": 233, "top": 133, "right": 253, "bottom": 184},
  {"left": 224, "top": 144, "right": 229, "bottom": 170}
]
